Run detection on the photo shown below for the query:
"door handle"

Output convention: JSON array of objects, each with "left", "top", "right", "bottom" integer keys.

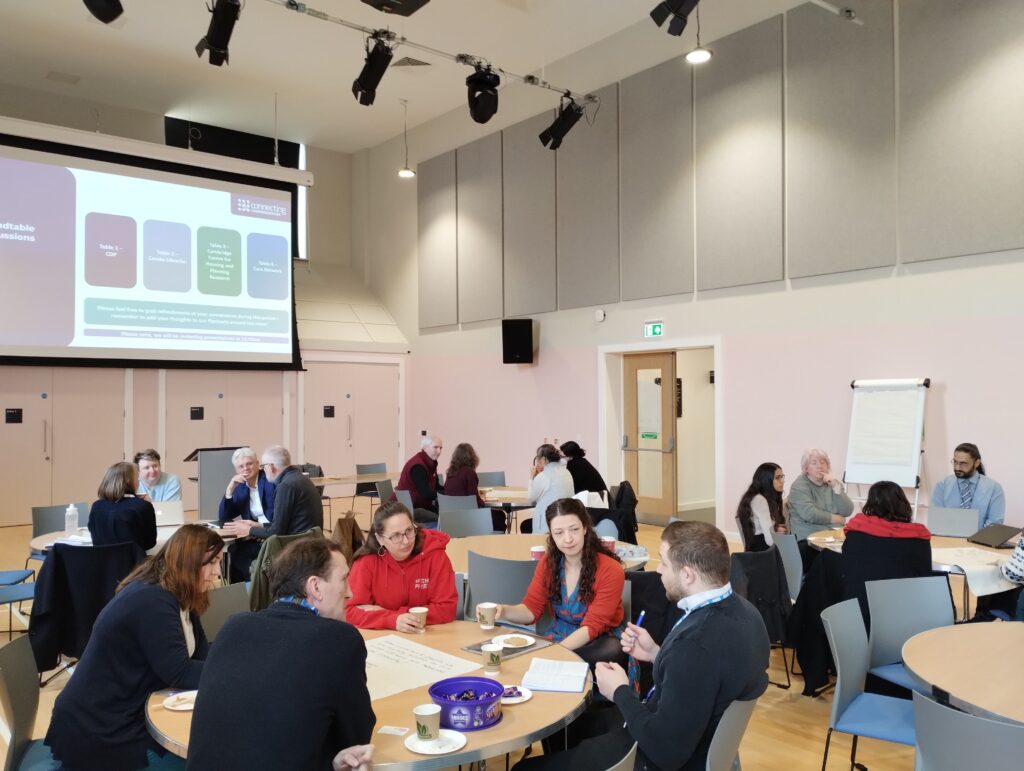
[
  {"left": 621, "top": 434, "right": 676, "bottom": 453},
  {"left": 347, "top": 415, "right": 353, "bottom": 442},
  {"left": 219, "top": 417, "right": 224, "bottom": 444},
  {"left": 43, "top": 419, "right": 48, "bottom": 454}
]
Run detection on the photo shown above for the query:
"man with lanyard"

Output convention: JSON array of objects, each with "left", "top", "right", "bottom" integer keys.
[
  {"left": 516, "top": 521, "right": 769, "bottom": 771},
  {"left": 931, "top": 442, "right": 1005, "bottom": 530},
  {"left": 189, "top": 538, "right": 375, "bottom": 771}
]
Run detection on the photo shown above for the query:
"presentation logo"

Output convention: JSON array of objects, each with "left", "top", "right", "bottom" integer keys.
[{"left": 231, "top": 194, "right": 290, "bottom": 222}]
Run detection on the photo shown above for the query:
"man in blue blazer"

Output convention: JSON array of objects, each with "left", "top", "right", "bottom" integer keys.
[
  {"left": 931, "top": 442, "right": 1005, "bottom": 530},
  {"left": 218, "top": 446, "right": 276, "bottom": 583}
]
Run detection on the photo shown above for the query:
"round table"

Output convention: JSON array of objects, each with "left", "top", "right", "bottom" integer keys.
[
  {"left": 446, "top": 534, "right": 648, "bottom": 573},
  {"left": 146, "top": 620, "right": 591, "bottom": 769},
  {"left": 902, "top": 622, "right": 1024, "bottom": 724},
  {"left": 482, "top": 487, "right": 532, "bottom": 532},
  {"left": 30, "top": 524, "right": 233, "bottom": 553}
]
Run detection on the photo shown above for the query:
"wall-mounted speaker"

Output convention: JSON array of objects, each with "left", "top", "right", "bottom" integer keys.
[{"left": 502, "top": 319, "right": 534, "bottom": 364}]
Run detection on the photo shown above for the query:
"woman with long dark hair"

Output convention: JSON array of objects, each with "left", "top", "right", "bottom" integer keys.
[
  {"left": 46, "top": 524, "right": 224, "bottom": 771},
  {"left": 559, "top": 441, "right": 608, "bottom": 499},
  {"left": 494, "top": 498, "right": 625, "bottom": 665},
  {"left": 346, "top": 501, "right": 458, "bottom": 632},
  {"left": 736, "top": 462, "right": 788, "bottom": 551},
  {"left": 444, "top": 442, "right": 485, "bottom": 507}
]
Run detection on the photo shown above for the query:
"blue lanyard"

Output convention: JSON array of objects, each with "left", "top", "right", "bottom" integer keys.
[{"left": 275, "top": 595, "right": 319, "bottom": 616}]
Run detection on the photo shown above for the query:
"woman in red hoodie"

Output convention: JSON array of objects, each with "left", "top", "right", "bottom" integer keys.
[
  {"left": 842, "top": 480, "right": 932, "bottom": 626},
  {"left": 346, "top": 501, "right": 458, "bottom": 632}
]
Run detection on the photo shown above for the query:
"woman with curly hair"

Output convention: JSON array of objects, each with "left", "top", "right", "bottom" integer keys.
[{"left": 494, "top": 497, "right": 625, "bottom": 665}]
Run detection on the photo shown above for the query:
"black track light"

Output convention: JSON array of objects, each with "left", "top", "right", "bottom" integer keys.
[
  {"left": 83, "top": 0, "right": 123, "bottom": 23},
  {"left": 196, "top": 0, "right": 241, "bottom": 66},
  {"left": 650, "top": 0, "right": 699, "bottom": 37},
  {"left": 466, "top": 66, "right": 500, "bottom": 124},
  {"left": 538, "top": 97, "right": 585, "bottom": 151},
  {"left": 352, "top": 34, "right": 395, "bottom": 107}
]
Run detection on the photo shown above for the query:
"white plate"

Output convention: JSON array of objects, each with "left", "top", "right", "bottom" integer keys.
[
  {"left": 162, "top": 691, "right": 198, "bottom": 711},
  {"left": 501, "top": 684, "right": 533, "bottom": 705},
  {"left": 404, "top": 729, "right": 468, "bottom": 755},
  {"left": 492, "top": 633, "right": 536, "bottom": 649}
]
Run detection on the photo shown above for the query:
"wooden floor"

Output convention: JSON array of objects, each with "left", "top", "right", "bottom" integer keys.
[{"left": 0, "top": 502, "right": 918, "bottom": 770}]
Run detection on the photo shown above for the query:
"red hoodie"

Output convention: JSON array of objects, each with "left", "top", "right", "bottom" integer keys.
[
  {"left": 345, "top": 528, "right": 458, "bottom": 630},
  {"left": 844, "top": 512, "right": 931, "bottom": 540}
]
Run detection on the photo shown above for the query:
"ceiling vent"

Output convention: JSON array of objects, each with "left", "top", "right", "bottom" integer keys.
[{"left": 393, "top": 56, "right": 431, "bottom": 68}]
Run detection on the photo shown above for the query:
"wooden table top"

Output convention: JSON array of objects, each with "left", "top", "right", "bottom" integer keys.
[
  {"left": 310, "top": 471, "right": 400, "bottom": 487},
  {"left": 902, "top": 622, "right": 1024, "bottom": 725},
  {"left": 807, "top": 529, "right": 1007, "bottom": 558},
  {"left": 482, "top": 487, "right": 530, "bottom": 507},
  {"left": 146, "top": 620, "right": 591, "bottom": 768},
  {"left": 29, "top": 524, "right": 232, "bottom": 553},
  {"left": 445, "top": 534, "right": 647, "bottom": 574}
]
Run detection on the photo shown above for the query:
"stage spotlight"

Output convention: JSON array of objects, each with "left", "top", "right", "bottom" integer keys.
[
  {"left": 466, "top": 66, "right": 500, "bottom": 124},
  {"left": 650, "top": 0, "right": 699, "bottom": 37},
  {"left": 538, "top": 97, "right": 585, "bottom": 151},
  {"left": 352, "top": 33, "right": 395, "bottom": 106},
  {"left": 196, "top": 0, "right": 241, "bottom": 67},
  {"left": 83, "top": 0, "right": 123, "bottom": 23}
]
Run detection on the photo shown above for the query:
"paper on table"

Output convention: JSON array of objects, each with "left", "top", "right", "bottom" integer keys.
[
  {"left": 932, "top": 547, "right": 1016, "bottom": 597},
  {"left": 364, "top": 635, "right": 481, "bottom": 701},
  {"left": 53, "top": 534, "right": 92, "bottom": 546},
  {"left": 521, "top": 657, "right": 589, "bottom": 693}
]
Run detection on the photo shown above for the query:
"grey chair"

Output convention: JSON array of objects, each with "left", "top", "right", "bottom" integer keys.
[
  {"left": 604, "top": 742, "right": 638, "bottom": 771},
  {"left": 375, "top": 479, "right": 395, "bottom": 504},
  {"left": 201, "top": 582, "right": 250, "bottom": 643},
  {"left": 0, "top": 635, "right": 56, "bottom": 771},
  {"left": 706, "top": 698, "right": 758, "bottom": 771},
  {"left": 349, "top": 462, "right": 386, "bottom": 511},
  {"left": 394, "top": 488, "right": 415, "bottom": 512},
  {"left": 865, "top": 576, "right": 954, "bottom": 692},
  {"left": 27, "top": 502, "right": 89, "bottom": 568},
  {"left": 466, "top": 551, "right": 538, "bottom": 632},
  {"left": 594, "top": 519, "right": 619, "bottom": 540},
  {"left": 437, "top": 493, "right": 478, "bottom": 512},
  {"left": 477, "top": 471, "right": 506, "bottom": 487},
  {"left": 820, "top": 599, "right": 915, "bottom": 770},
  {"left": 772, "top": 534, "right": 803, "bottom": 603},
  {"left": 454, "top": 572, "right": 466, "bottom": 621},
  {"left": 297, "top": 463, "right": 332, "bottom": 521},
  {"left": 438, "top": 508, "right": 502, "bottom": 538},
  {"left": 912, "top": 690, "right": 1024, "bottom": 771}
]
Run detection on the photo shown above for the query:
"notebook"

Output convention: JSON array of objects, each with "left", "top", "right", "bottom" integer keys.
[
  {"left": 153, "top": 500, "right": 185, "bottom": 527},
  {"left": 927, "top": 507, "right": 979, "bottom": 538},
  {"left": 521, "top": 658, "right": 589, "bottom": 693},
  {"left": 967, "top": 523, "right": 1022, "bottom": 549}
]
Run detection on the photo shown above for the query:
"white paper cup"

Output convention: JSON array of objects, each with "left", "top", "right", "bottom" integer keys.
[
  {"left": 481, "top": 643, "right": 503, "bottom": 675},
  {"left": 409, "top": 606, "right": 428, "bottom": 632},
  {"left": 413, "top": 703, "right": 441, "bottom": 742},
  {"left": 477, "top": 602, "right": 497, "bottom": 630}
]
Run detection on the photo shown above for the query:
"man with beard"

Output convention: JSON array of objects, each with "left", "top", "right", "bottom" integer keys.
[{"left": 931, "top": 442, "right": 1004, "bottom": 529}]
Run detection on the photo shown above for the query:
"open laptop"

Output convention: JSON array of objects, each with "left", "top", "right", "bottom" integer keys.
[
  {"left": 928, "top": 507, "right": 979, "bottom": 538},
  {"left": 967, "top": 523, "right": 1022, "bottom": 549},
  {"left": 153, "top": 500, "right": 185, "bottom": 527}
]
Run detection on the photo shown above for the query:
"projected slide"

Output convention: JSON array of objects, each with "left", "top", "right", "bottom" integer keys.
[{"left": 0, "top": 144, "right": 295, "bottom": 366}]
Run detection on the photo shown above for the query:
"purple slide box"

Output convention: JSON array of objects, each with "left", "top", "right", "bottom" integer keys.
[
  {"left": 85, "top": 212, "right": 137, "bottom": 288},
  {"left": 143, "top": 220, "right": 192, "bottom": 292},
  {"left": 246, "top": 233, "right": 289, "bottom": 300}
]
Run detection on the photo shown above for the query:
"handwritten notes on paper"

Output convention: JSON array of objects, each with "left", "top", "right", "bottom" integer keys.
[{"left": 364, "top": 635, "right": 481, "bottom": 701}]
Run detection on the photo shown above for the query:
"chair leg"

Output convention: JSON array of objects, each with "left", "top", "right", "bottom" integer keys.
[
  {"left": 848, "top": 733, "right": 860, "bottom": 771},
  {"left": 821, "top": 727, "right": 833, "bottom": 771},
  {"left": 769, "top": 642, "right": 791, "bottom": 689}
]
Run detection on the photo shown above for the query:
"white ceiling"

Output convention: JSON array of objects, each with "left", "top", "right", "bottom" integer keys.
[{"left": 0, "top": 0, "right": 803, "bottom": 153}]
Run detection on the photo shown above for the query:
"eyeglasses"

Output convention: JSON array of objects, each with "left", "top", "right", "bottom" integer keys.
[
  {"left": 260, "top": 463, "right": 272, "bottom": 469},
  {"left": 951, "top": 459, "right": 974, "bottom": 469},
  {"left": 382, "top": 526, "right": 418, "bottom": 544}
]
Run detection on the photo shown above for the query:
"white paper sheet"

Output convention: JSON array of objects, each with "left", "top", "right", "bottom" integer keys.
[
  {"left": 364, "top": 634, "right": 481, "bottom": 701},
  {"left": 932, "top": 547, "right": 1016, "bottom": 597}
]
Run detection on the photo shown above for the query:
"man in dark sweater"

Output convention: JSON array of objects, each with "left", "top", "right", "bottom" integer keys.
[
  {"left": 395, "top": 434, "right": 444, "bottom": 524},
  {"left": 225, "top": 444, "right": 323, "bottom": 541},
  {"left": 516, "top": 521, "right": 770, "bottom": 771},
  {"left": 188, "top": 537, "right": 374, "bottom": 771}
]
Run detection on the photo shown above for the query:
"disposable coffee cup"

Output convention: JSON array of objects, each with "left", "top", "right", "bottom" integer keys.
[
  {"left": 600, "top": 536, "right": 617, "bottom": 550},
  {"left": 481, "top": 643, "right": 503, "bottom": 675},
  {"left": 413, "top": 703, "right": 441, "bottom": 742},
  {"left": 409, "top": 606, "right": 428, "bottom": 632},
  {"left": 530, "top": 545, "right": 545, "bottom": 561},
  {"left": 477, "top": 602, "right": 497, "bottom": 630}
]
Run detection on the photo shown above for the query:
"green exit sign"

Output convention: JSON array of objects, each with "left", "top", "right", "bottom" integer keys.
[{"left": 644, "top": 320, "right": 664, "bottom": 338}]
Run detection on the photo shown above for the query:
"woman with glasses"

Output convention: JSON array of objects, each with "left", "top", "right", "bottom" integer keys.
[
  {"left": 736, "top": 462, "right": 788, "bottom": 551},
  {"left": 345, "top": 501, "right": 458, "bottom": 632}
]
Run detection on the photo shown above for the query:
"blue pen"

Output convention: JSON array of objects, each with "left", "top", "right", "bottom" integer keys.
[{"left": 635, "top": 610, "right": 646, "bottom": 628}]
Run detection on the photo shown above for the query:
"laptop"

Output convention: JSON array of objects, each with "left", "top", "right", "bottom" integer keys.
[
  {"left": 967, "top": 523, "right": 1022, "bottom": 549},
  {"left": 928, "top": 507, "right": 979, "bottom": 538},
  {"left": 153, "top": 500, "right": 186, "bottom": 527}
]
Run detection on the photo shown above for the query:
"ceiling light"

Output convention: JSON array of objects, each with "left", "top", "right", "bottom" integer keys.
[
  {"left": 195, "top": 0, "right": 241, "bottom": 67},
  {"left": 83, "top": 0, "right": 123, "bottom": 23},
  {"left": 650, "top": 0, "right": 699, "bottom": 37},
  {"left": 398, "top": 99, "right": 416, "bottom": 179},
  {"left": 538, "top": 96, "right": 585, "bottom": 151},
  {"left": 685, "top": 5, "right": 712, "bottom": 64},
  {"left": 353, "top": 32, "right": 395, "bottom": 107},
  {"left": 466, "top": 65, "right": 500, "bottom": 124}
]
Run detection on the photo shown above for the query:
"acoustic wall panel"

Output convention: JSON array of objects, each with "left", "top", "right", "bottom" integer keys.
[
  {"left": 787, "top": 0, "right": 896, "bottom": 278},
  {"left": 456, "top": 133, "right": 503, "bottom": 323},
  {"left": 900, "top": 0, "right": 1024, "bottom": 263},
  {"left": 417, "top": 151, "right": 458, "bottom": 328},
  {"left": 557, "top": 84, "right": 620, "bottom": 310},
  {"left": 503, "top": 111, "right": 557, "bottom": 317},
  {"left": 620, "top": 57, "right": 694, "bottom": 300},
  {"left": 695, "top": 16, "right": 783, "bottom": 291}
]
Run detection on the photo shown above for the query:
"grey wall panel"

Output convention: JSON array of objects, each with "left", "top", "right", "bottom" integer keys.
[
  {"left": 417, "top": 151, "right": 458, "bottom": 328},
  {"left": 456, "top": 133, "right": 503, "bottom": 323},
  {"left": 620, "top": 57, "right": 694, "bottom": 300},
  {"left": 787, "top": 0, "right": 896, "bottom": 278},
  {"left": 503, "top": 111, "right": 557, "bottom": 317},
  {"left": 695, "top": 16, "right": 783, "bottom": 291},
  {"left": 900, "top": 0, "right": 1024, "bottom": 263},
  {"left": 557, "top": 84, "right": 620, "bottom": 310}
]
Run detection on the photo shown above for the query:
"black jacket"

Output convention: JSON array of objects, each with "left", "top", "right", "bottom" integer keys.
[
  {"left": 841, "top": 530, "right": 933, "bottom": 628},
  {"left": 250, "top": 466, "right": 324, "bottom": 539},
  {"left": 88, "top": 496, "right": 157, "bottom": 551}
]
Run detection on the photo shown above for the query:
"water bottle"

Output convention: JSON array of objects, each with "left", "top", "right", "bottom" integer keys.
[{"left": 65, "top": 503, "right": 79, "bottom": 536}]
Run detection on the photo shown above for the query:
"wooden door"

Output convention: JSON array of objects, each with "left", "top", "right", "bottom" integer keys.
[
  {"left": 0, "top": 366, "right": 53, "bottom": 525},
  {"left": 302, "top": 362, "right": 355, "bottom": 477},
  {"left": 222, "top": 370, "right": 286, "bottom": 454},
  {"left": 351, "top": 363, "right": 401, "bottom": 472},
  {"left": 165, "top": 370, "right": 228, "bottom": 511},
  {"left": 623, "top": 352, "right": 678, "bottom": 519}
]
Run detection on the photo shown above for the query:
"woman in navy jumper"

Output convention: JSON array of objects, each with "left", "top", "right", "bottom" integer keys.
[
  {"left": 88, "top": 461, "right": 158, "bottom": 552},
  {"left": 46, "top": 524, "right": 225, "bottom": 771}
]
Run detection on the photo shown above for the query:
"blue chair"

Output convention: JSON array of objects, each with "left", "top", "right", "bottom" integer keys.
[
  {"left": 820, "top": 599, "right": 915, "bottom": 769},
  {"left": 0, "top": 635, "right": 58, "bottom": 770}
]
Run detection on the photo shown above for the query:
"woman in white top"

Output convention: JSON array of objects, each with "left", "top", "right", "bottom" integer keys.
[
  {"left": 525, "top": 444, "right": 575, "bottom": 533},
  {"left": 736, "top": 462, "right": 788, "bottom": 551}
]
